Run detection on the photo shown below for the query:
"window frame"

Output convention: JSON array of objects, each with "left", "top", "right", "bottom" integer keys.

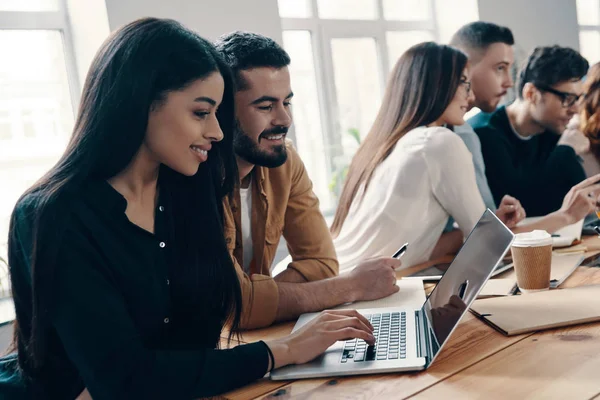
[
  {"left": 575, "top": 2, "right": 600, "bottom": 66},
  {"left": 0, "top": 0, "right": 81, "bottom": 113},
  {"left": 0, "top": 0, "right": 79, "bottom": 269},
  {"left": 280, "top": 0, "right": 440, "bottom": 214}
]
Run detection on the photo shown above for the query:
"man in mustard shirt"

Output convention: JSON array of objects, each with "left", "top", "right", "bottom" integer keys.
[{"left": 215, "top": 32, "right": 401, "bottom": 329}]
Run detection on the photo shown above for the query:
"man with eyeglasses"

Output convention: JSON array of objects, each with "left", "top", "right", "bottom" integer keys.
[
  {"left": 470, "top": 45, "right": 589, "bottom": 216},
  {"left": 446, "top": 23, "right": 597, "bottom": 235}
]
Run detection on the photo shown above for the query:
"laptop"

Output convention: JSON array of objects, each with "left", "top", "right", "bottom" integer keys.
[
  {"left": 581, "top": 213, "right": 599, "bottom": 235},
  {"left": 405, "top": 258, "right": 513, "bottom": 281},
  {"left": 270, "top": 209, "right": 514, "bottom": 380}
]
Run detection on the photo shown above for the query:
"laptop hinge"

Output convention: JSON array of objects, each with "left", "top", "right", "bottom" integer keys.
[{"left": 416, "top": 310, "right": 428, "bottom": 360}]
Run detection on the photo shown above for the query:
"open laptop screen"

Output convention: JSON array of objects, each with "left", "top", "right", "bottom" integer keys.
[{"left": 421, "top": 209, "right": 514, "bottom": 363}]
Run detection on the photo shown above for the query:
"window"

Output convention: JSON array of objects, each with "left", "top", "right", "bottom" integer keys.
[
  {"left": 0, "top": 1, "right": 78, "bottom": 289},
  {"left": 278, "top": 0, "right": 478, "bottom": 213},
  {"left": 577, "top": 0, "right": 600, "bottom": 64}
]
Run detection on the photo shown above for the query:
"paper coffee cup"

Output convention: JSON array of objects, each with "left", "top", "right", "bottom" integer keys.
[{"left": 511, "top": 230, "right": 552, "bottom": 293}]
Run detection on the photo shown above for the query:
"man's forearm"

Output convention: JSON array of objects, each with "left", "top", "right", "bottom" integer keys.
[
  {"left": 275, "top": 276, "right": 357, "bottom": 322},
  {"left": 274, "top": 267, "right": 308, "bottom": 283}
]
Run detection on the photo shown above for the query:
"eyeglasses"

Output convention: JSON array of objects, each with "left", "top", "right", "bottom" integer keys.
[
  {"left": 460, "top": 79, "right": 472, "bottom": 95},
  {"left": 535, "top": 84, "right": 581, "bottom": 107}
]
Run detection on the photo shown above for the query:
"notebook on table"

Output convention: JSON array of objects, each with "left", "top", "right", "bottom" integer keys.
[
  {"left": 478, "top": 279, "right": 518, "bottom": 298},
  {"left": 549, "top": 252, "right": 585, "bottom": 287},
  {"left": 518, "top": 217, "right": 584, "bottom": 248},
  {"left": 333, "top": 279, "right": 427, "bottom": 311},
  {"left": 471, "top": 284, "right": 600, "bottom": 335}
]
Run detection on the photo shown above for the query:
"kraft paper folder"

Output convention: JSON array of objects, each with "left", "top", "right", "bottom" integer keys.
[
  {"left": 471, "top": 284, "right": 600, "bottom": 335},
  {"left": 549, "top": 252, "right": 585, "bottom": 287}
]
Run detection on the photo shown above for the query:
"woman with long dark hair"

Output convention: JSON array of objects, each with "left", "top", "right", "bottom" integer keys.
[
  {"left": 331, "top": 42, "right": 517, "bottom": 272},
  {"left": 0, "top": 18, "right": 375, "bottom": 399}
]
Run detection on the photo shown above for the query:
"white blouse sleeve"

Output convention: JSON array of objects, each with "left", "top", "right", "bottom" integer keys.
[{"left": 423, "top": 127, "right": 487, "bottom": 236}]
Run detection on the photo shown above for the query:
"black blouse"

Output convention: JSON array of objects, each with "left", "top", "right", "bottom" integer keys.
[{"left": 9, "top": 181, "right": 269, "bottom": 399}]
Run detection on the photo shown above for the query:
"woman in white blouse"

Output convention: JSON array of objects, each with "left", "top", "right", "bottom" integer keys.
[{"left": 331, "top": 42, "right": 523, "bottom": 272}]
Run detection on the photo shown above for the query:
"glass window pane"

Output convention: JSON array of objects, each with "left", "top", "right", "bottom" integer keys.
[
  {"left": 0, "top": 252, "right": 8, "bottom": 298},
  {"left": 0, "top": 0, "right": 59, "bottom": 11},
  {"left": 580, "top": 31, "right": 600, "bottom": 65},
  {"left": 577, "top": 0, "right": 600, "bottom": 25},
  {"left": 317, "top": 0, "right": 378, "bottom": 20},
  {"left": 386, "top": 31, "right": 434, "bottom": 70},
  {"left": 0, "top": 30, "right": 74, "bottom": 260},
  {"left": 330, "top": 38, "right": 381, "bottom": 199},
  {"left": 282, "top": 31, "right": 334, "bottom": 210},
  {"left": 383, "top": 0, "right": 431, "bottom": 21},
  {"left": 434, "top": 0, "right": 479, "bottom": 43},
  {"left": 278, "top": 0, "right": 312, "bottom": 18}
]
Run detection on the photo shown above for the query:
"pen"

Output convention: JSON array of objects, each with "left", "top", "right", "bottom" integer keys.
[
  {"left": 393, "top": 243, "right": 409, "bottom": 259},
  {"left": 458, "top": 279, "right": 469, "bottom": 300}
]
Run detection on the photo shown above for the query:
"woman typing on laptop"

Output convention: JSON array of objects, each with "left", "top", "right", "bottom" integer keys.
[{"left": 0, "top": 18, "right": 381, "bottom": 399}]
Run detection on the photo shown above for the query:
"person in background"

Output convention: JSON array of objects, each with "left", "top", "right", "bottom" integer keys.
[
  {"left": 214, "top": 31, "right": 401, "bottom": 329},
  {"left": 449, "top": 22, "right": 599, "bottom": 234},
  {"left": 470, "top": 45, "right": 590, "bottom": 217},
  {"left": 0, "top": 18, "right": 378, "bottom": 399},
  {"left": 448, "top": 21, "right": 517, "bottom": 216},
  {"left": 331, "top": 42, "right": 523, "bottom": 273}
]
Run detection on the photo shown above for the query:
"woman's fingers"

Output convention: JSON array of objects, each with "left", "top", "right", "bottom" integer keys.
[
  {"left": 329, "top": 327, "right": 376, "bottom": 345},
  {"left": 318, "top": 309, "right": 373, "bottom": 331},
  {"left": 323, "top": 316, "right": 373, "bottom": 336}
]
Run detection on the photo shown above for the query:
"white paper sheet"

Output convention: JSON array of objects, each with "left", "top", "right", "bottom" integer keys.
[{"left": 333, "top": 278, "right": 427, "bottom": 310}]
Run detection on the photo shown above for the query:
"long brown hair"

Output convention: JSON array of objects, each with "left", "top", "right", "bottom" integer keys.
[
  {"left": 330, "top": 42, "right": 468, "bottom": 236},
  {"left": 581, "top": 62, "right": 600, "bottom": 161}
]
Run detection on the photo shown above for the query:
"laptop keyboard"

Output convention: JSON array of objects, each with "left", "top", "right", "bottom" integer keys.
[{"left": 341, "top": 312, "right": 407, "bottom": 363}]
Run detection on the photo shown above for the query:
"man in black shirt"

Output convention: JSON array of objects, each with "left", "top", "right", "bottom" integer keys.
[{"left": 471, "top": 46, "right": 590, "bottom": 216}]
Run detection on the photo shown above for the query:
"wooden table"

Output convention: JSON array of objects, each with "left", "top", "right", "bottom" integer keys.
[{"left": 221, "top": 235, "right": 600, "bottom": 400}]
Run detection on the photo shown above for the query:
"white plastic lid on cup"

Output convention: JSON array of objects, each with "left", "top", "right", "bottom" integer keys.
[{"left": 512, "top": 230, "right": 553, "bottom": 248}]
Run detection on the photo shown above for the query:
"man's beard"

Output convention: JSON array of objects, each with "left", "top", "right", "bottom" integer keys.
[{"left": 234, "top": 125, "right": 288, "bottom": 168}]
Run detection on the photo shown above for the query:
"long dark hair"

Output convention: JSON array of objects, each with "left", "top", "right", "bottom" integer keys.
[
  {"left": 331, "top": 42, "right": 468, "bottom": 236},
  {"left": 7, "top": 18, "right": 241, "bottom": 374}
]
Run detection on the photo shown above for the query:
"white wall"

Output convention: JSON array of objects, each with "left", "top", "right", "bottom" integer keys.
[
  {"left": 478, "top": 0, "right": 582, "bottom": 102},
  {"left": 103, "top": 0, "right": 283, "bottom": 43},
  {"left": 478, "top": 0, "right": 580, "bottom": 54},
  {"left": 66, "top": 0, "right": 111, "bottom": 90}
]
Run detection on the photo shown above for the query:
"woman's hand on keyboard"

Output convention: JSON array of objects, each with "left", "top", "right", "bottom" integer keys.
[{"left": 264, "top": 309, "right": 375, "bottom": 368}]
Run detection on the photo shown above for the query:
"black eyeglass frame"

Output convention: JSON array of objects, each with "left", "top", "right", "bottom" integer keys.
[
  {"left": 535, "top": 83, "right": 581, "bottom": 107},
  {"left": 459, "top": 79, "right": 472, "bottom": 95}
]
